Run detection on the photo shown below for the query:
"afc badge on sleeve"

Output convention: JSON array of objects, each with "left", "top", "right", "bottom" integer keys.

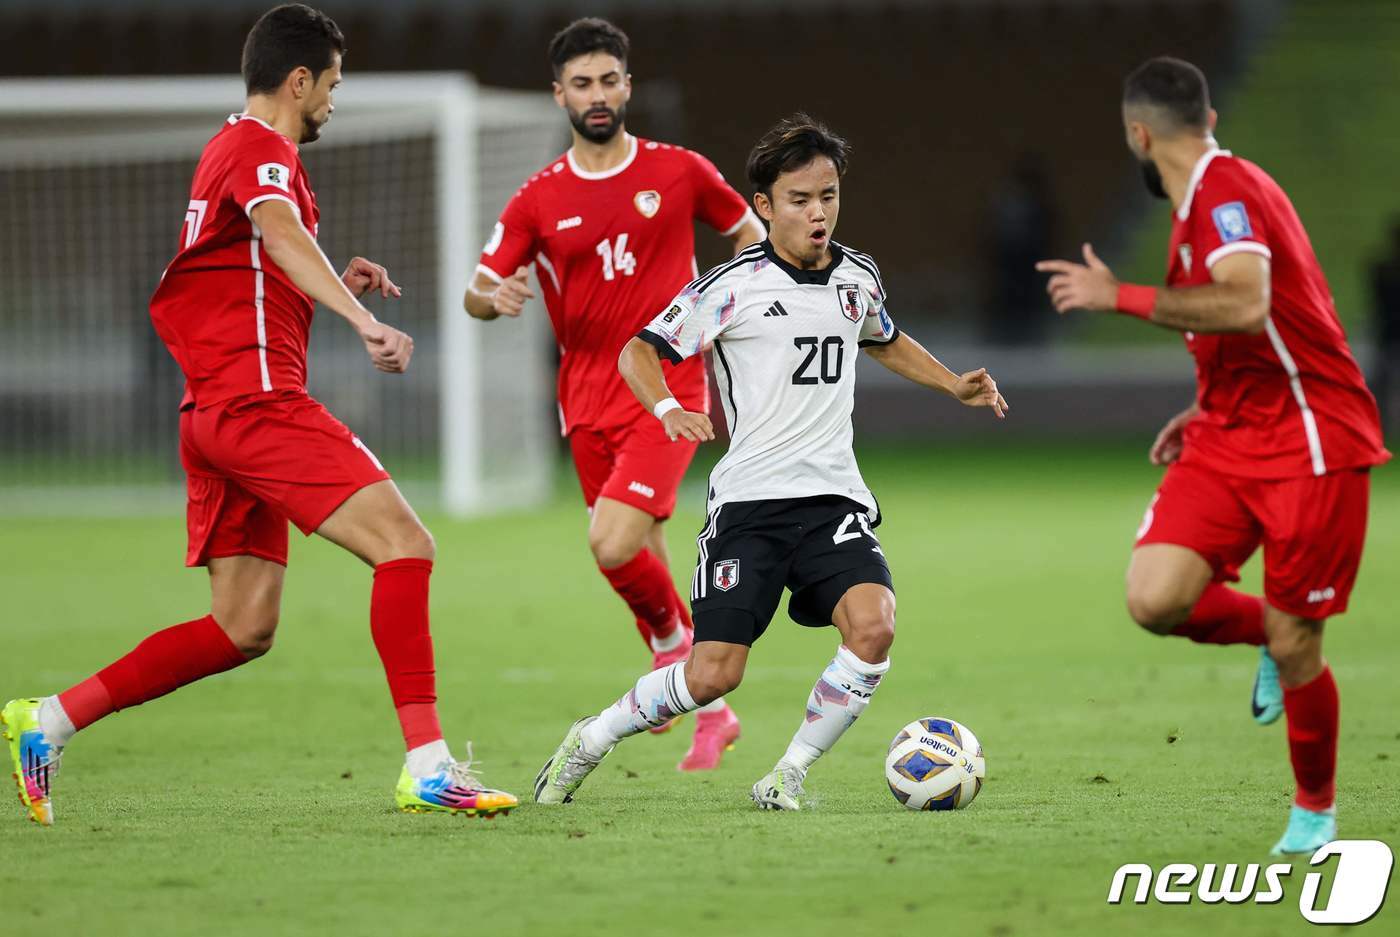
[
  {"left": 257, "top": 162, "right": 291, "bottom": 193},
  {"left": 713, "top": 559, "right": 740, "bottom": 592},
  {"left": 836, "top": 283, "right": 865, "bottom": 322},
  {"left": 1211, "top": 201, "right": 1253, "bottom": 244}
]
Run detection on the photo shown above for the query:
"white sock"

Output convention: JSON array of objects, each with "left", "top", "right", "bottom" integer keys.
[
  {"left": 405, "top": 738, "right": 452, "bottom": 777},
  {"left": 780, "top": 646, "right": 889, "bottom": 776},
  {"left": 581, "top": 662, "right": 697, "bottom": 756},
  {"left": 698, "top": 697, "right": 728, "bottom": 714},
  {"left": 649, "top": 625, "right": 685, "bottom": 653},
  {"left": 38, "top": 696, "right": 76, "bottom": 747}
]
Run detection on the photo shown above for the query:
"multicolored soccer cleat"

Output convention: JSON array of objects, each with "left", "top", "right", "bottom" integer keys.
[
  {"left": 534, "top": 716, "right": 611, "bottom": 804},
  {"left": 678, "top": 704, "right": 740, "bottom": 771},
  {"left": 1271, "top": 804, "right": 1337, "bottom": 856},
  {"left": 1252, "top": 647, "right": 1284, "bottom": 726},
  {"left": 2, "top": 698, "right": 62, "bottom": 827},
  {"left": 395, "top": 749, "right": 517, "bottom": 817},
  {"left": 648, "top": 624, "right": 694, "bottom": 735},
  {"left": 751, "top": 764, "right": 805, "bottom": 811}
]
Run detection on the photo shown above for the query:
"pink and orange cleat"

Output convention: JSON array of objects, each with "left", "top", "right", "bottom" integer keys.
[{"left": 678, "top": 704, "right": 741, "bottom": 771}]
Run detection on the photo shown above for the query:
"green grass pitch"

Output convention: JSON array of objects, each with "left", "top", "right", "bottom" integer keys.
[{"left": 1, "top": 444, "right": 1395, "bottom": 936}]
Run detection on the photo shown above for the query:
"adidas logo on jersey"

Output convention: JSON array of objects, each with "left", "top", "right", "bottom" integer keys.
[
  {"left": 556, "top": 216, "right": 583, "bottom": 231},
  {"left": 763, "top": 301, "right": 789, "bottom": 317}
]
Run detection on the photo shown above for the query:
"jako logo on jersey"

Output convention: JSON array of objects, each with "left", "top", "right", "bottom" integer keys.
[
  {"left": 556, "top": 216, "right": 583, "bottom": 231},
  {"left": 714, "top": 559, "right": 740, "bottom": 592},
  {"left": 1179, "top": 244, "right": 1193, "bottom": 275},
  {"left": 257, "top": 162, "right": 291, "bottom": 193},
  {"left": 1307, "top": 587, "right": 1337, "bottom": 603},
  {"left": 627, "top": 481, "right": 655, "bottom": 499},
  {"left": 634, "top": 190, "right": 661, "bottom": 219},
  {"left": 836, "top": 283, "right": 864, "bottom": 322},
  {"left": 1107, "top": 840, "right": 1393, "bottom": 925},
  {"left": 1212, "top": 201, "right": 1254, "bottom": 243}
]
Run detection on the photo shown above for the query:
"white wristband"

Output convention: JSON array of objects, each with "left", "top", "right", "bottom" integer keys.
[{"left": 653, "top": 397, "right": 682, "bottom": 420}]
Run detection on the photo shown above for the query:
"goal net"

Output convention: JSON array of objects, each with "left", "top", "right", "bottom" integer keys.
[{"left": 0, "top": 74, "right": 563, "bottom": 516}]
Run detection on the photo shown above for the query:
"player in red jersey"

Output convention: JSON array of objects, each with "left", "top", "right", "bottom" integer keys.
[
  {"left": 1, "top": 4, "right": 516, "bottom": 826},
  {"left": 1037, "top": 58, "right": 1388, "bottom": 854},
  {"left": 464, "top": 18, "right": 765, "bottom": 770}
]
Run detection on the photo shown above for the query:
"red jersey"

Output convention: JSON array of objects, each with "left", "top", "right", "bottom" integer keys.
[
  {"left": 1167, "top": 149, "right": 1389, "bottom": 478},
  {"left": 150, "top": 114, "right": 320, "bottom": 409},
  {"left": 476, "top": 134, "right": 752, "bottom": 433}
]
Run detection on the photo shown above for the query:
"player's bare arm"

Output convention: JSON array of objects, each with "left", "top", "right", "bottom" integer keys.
[
  {"left": 1036, "top": 243, "right": 1270, "bottom": 334},
  {"left": 728, "top": 216, "right": 766, "bottom": 255},
  {"left": 863, "top": 332, "right": 1008, "bottom": 418},
  {"left": 463, "top": 265, "right": 535, "bottom": 320},
  {"left": 251, "top": 199, "right": 413, "bottom": 373},
  {"left": 618, "top": 336, "right": 714, "bottom": 442}
]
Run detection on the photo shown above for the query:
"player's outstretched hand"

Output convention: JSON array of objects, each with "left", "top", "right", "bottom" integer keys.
[
  {"left": 342, "top": 257, "right": 402, "bottom": 299},
  {"left": 359, "top": 319, "right": 414, "bottom": 374},
  {"left": 1035, "top": 243, "right": 1118, "bottom": 314},
  {"left": 953, "top": 368, "right": 1008, "bottom": 419},
  {"left": 492, "top": 266, "right": 536, "bottom": 317},
  {"left": 661, "top": 409, "right": 715, "bottom": 443},
  {"left": 1149, "top": 407, "right": 1196, "bottom": 465}
]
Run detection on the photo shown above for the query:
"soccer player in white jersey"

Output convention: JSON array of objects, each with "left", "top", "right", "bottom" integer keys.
[{"left": 535, "top": 115, "right": 1008, "bottom": 809}]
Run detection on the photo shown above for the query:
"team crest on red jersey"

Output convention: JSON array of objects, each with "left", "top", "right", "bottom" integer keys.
[
  {"left": 714, "top": 559, "right": 740, "bottom": 592},
  {"left": 836, "top": 283, "right": 865, "bottom": 322},
  {"left": 634, "top": 190, "right": 661, "bottom": 219}
]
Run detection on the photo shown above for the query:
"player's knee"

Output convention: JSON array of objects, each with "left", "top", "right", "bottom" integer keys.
[
  {"left": 844, "top": 601, "right": 896, "bottom": 661},
  {"left": 1125, "top": 582, "right": 1190, "bottom": 634},
  {"left": 388, "top": 521, "right": 435, "bottom": 562},
  {"left": 1267, "top": 620, "right": 1323, "bottom": 679},
  {"left": 220, "top": 610, "right": 279, "bottom": 659},
  {"left": 685, "top": 658, "right": 744, "bottom": 704},
  {"left": 589, "top": 529, "right": 641, "bottom": 571}
]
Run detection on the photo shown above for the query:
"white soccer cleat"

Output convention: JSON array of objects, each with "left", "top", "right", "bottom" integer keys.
[
  {"left": 534, "top": 716, "right": 611, "bottom": 805},
  {"left": 751, "top": 764, "right": 805, "bottom": 811}
]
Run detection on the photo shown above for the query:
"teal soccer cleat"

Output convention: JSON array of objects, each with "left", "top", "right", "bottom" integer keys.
[
  {"left": 1251, "top": 647, "right": 1284, "bottom": 726},
  {"left": 1271, "top": 804, "right": 1336, "bottom": 856}
]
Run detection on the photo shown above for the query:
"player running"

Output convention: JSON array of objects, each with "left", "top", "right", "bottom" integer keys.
[
  {"left": 464, "top": 18, "right": 765, "bottom": 770},
  {"left": 2, "top": 3, "right": 516, "bottom": 826},
  {"left": 1036, "top": 57, "right": 1388, "bottom": 854},
  {"left": 534, "top": 114, "right": 1008, "bottom": 809}
]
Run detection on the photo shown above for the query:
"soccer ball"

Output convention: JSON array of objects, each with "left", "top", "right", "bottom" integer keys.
[{"left": 885, "top": 717, "right": 986, "bottom": 811}]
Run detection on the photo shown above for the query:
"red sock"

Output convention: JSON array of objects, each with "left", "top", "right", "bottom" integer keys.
[
  {"left": 1170, "top": 584, "right": 1266, "bottom": 645},
  {"left": 599, "top": 550, "right": 684, "bottom": 647},
  {"left": 371, "top": 558, "right": 443, "bottom": 751},
  {"left": 58, "top": 615, "right": 247, "bottom": 731},
  {"left": 1283, "top": 666, "right": 1339, "bottom": 811}
]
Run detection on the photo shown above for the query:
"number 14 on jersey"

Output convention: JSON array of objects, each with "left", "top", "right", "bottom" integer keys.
[{"left": 596, "top": 234, "right": 637, "bottom": 281}]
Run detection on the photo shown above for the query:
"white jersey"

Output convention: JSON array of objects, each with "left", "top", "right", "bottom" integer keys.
[{"left": 639, "top": 239, "right": 899, "bottom": 518}]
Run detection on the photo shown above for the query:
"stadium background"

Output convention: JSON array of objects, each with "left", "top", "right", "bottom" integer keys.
[{"left": 0, "top": 1, "right": 1396, "bottom": 935}]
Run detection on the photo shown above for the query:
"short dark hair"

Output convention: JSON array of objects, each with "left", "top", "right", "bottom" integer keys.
[
  {"left": 746, "top": 114, "right": 850, "bottom": 197},
  {"left": 1123, "top": 56, "right": 1211, "bottom": 130},
  {"left": 242, "top": 4, "right": 346, "bottom": 96},
  {"left": 548, "top": 18, "right": 629, "bottom": 79}
]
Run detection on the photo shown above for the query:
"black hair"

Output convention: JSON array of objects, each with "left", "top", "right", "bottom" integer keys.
[
  {"left": 548, "top": 18, "right": 629, "bottom": 79},
  {"left": 241, "top": 4, "right": 346, "bottom": 96},
  {"left": 746, "top": 113, "right": 850, "bottom": 197},
  {"left": 1123, "top": 56, "right": 1211, "bottom": 130}
]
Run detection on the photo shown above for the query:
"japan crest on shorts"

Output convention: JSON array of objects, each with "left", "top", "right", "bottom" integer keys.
[
  {"left": 634, "top": 190, "right": 661, "bottom": 219},
  {"left": 836, "top": 283, "right": 864, "bottom": 322},
  {"left": 714, "top": 559, "right": 740, "bottom": 592}
]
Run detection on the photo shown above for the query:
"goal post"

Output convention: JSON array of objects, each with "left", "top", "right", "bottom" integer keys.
[{"left": 0, "top": 74, "right": 562, "bottom": 516}]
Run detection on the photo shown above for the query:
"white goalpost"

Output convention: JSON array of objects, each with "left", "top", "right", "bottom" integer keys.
[{"left": 0, "top": 74, "right": 563, "bottom": 516}]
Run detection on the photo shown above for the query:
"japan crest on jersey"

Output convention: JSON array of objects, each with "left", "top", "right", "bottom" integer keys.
[
  {"left": 836, "top": 283, "right": 865, "bottom": 322},
  {"left": 713, "top": 559, "right": 740, "bottom": 592},
  {"left": 634, "top": 190, "right": 661, "bottom": 219}
]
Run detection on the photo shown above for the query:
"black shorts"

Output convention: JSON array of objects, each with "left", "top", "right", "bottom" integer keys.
[{"left": 690, "top": 495, "right": 894, "bottom": 646}]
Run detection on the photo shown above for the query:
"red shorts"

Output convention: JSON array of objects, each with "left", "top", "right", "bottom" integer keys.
[
  {"left": 1135, "top": 462, "right": 1371, "bottom": 619},
  {"left": 568, "top": 413, "right": 698, "bottom": 520},
  {"left": 180, "top": 390, "right": 391, "bottom": 567}
]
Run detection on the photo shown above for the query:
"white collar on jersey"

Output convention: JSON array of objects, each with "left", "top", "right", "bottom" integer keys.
[
  {"left": 566, "top": 133, "right": 638, "bottom": 180},
  {"left": 228, "top": 112, "right": 277, "bottom": 133},
  {"left": 1176, "top": 143, "right": 1232, "bottom": 221}
]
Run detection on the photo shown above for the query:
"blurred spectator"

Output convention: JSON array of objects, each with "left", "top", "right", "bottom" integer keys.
[
  {"left": 1369, "top": 218, "right": 1400, "bottom": 432},
  {"left": 985, "top": 153, "right": 1057, "bottom": 345}
]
